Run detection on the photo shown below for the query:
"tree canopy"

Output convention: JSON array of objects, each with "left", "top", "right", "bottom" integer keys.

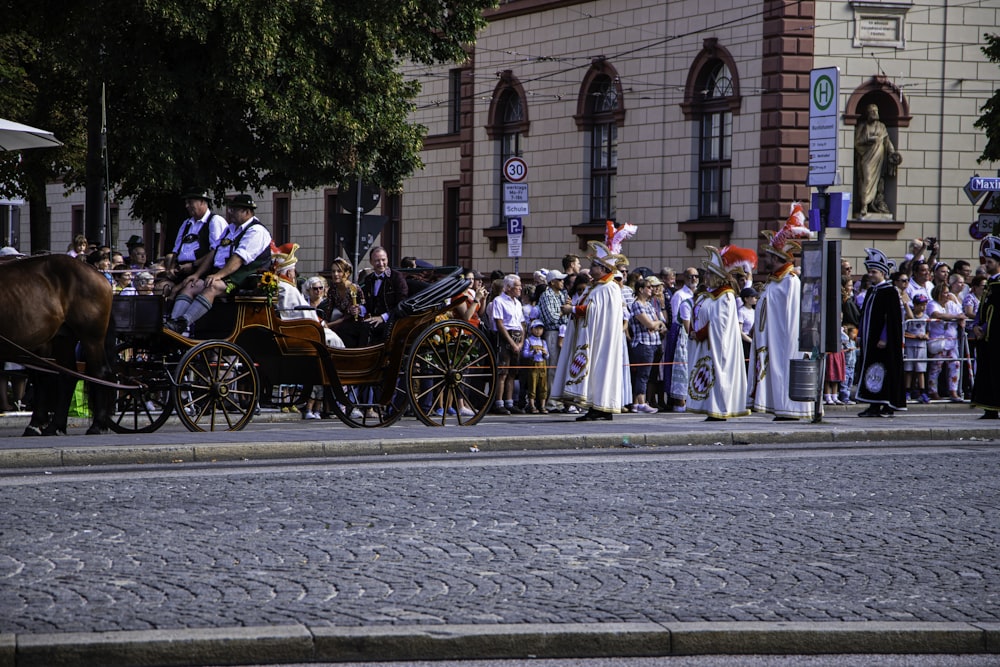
[
  {"left": 1, "top": 0, "right": 494, "bottom": 227},
  {"left": 976, "top": 32, "right": 1000, "bottom": 164}
]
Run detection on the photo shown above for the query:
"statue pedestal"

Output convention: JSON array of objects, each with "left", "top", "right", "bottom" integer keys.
[
  {"left": 846, "top": 216, "right": 905, "bottom": 241},
  {"left": 856, "top": 212, "right": 894, "bottom": 221}
]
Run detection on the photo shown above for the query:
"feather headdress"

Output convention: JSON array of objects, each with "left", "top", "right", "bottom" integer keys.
[{"left": 605, "top": 220, "right": 638, "bottom": 255}]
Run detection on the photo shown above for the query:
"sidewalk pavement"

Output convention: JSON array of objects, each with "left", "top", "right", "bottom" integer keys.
[
  {"left": 0, "top": 400, "right": 993, "bottom": 470},
  {"left": 1, "top": 400, "right": 997, "bottom": 666}
]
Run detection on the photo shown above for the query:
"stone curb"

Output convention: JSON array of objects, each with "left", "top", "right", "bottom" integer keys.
[
  {"left": 0, "top": 425, "right": 995, "bottom": 469},
  {"left": 2, "top": 621, "right": 998, "bottom": 666}
]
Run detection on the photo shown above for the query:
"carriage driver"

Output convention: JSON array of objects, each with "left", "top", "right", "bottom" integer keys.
[
  {"left": 159, "top": 189, "right": 227, "bottom": 297},
  {"left": 164, "top": 194, "right": 272, "bottom": 334}
]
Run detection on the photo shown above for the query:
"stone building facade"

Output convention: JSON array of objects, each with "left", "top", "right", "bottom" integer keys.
[{"left": 31, "top": 0, "right": 1000, "bottom": 277}]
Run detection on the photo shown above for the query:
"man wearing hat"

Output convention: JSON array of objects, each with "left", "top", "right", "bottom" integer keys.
[
  {"left": 971, "top": 235, "right": 1000, "bottom": 419},
  {"left": 165, "top": 194, "right": 272, "bottom": 334},
  {"left": 537, "top": 268, "right": 569, "bottom": 411},
  {"left": 856, "top": 247, "right": 906, "bottom": 416},
  {"left": 271, "top": 242, "right": 344, "bottom": 349},
  {"left": 161, "top": 190, "right": 227, "bottom": 295},
  {"left": 747, "top": 208, "right": 814, "bottom": 421},
  {"left": 552, "top": 241, "right": 627, "bottom": 421}
]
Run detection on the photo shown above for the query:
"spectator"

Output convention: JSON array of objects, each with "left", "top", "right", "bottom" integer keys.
[
  {"left": 664, "top": 266, "right": 699, "bottom": 409},
  {"left": 491, "top": 274, "right": 525, "bottom": 415},
  {"left": 537, "top": 269, "right": 569, "bottom": 412},
  {"left": 67, "top": 234, "right": 88, "bottom": 259},
  {"left": 521, "top": 320, "right": 550, "bottom": 413},
  {"left": 646, "top": 275, "right": 670, "bottom": 410},
  {"left": 113, "top": 264, "right": 136, "bottom": 295},
  {"left": 907, "top": 260, "right": 933, "bottom": 303},
  {"left": 134, "top": 271, "right": 156, "bottom": 295},
  {"left": 628, "top": 277, "right": 666, "bottom": 414},
  {"left": 738, "top": 287, "right": 757, "bottom": 366},
  {"left": 127, "top": 242, "right": 149, "bottom": 270},
  {"left": 562, "top": 254, "right": 581, "bottom": 279},
  {"left": 840, "top": 323, "right": 859, "bottom": 404},
  {"left": 926, "top": 282, "right": 965, "bottom": 402},
  {"left": 903, "top": 294, "right": 930, "bottom": 403},
  {"left": 841, "top": 276, "right": 860, "bottom": 327}
]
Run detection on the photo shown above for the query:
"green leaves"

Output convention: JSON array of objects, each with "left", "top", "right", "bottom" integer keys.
[
  {"left": 976, "top": 33, "right": 1000, "bottom": 164},
  {"left": 1, "top": 0, "right": 495, "bottom": 223}
]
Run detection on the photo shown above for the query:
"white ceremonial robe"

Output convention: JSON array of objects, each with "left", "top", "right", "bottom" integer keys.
[
  {"left": 276, "top": 281, "right": 345, "bottom": 348},
  {"left": 747, "top": 263, "right": 814, "bottom": 418},
  {"left": 553, "top": 273, "right": 625, "bottom": 412},
  {"left": 687, "top": 286, "right": 749, "bottom": 419}
]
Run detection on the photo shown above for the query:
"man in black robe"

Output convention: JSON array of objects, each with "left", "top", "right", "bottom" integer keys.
[
  {"left": 856, "top": 247, "right": 906, "bottom": 417},
  {"left": 971, "top": 235, "right": 1000, "bottom": 419}
]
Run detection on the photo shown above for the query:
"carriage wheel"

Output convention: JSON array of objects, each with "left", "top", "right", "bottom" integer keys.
[
  {"left": 108, "top": 341, "right": 174, "bottom": 434},
  {"left": 173, "top": 341, "right": 260, "bottom": 432},
  {"left": 327, "top": 380, "right": 407, "bottom": 428},
  {"left": 406, "top": 320, "right": 497, "bottom": 426}
]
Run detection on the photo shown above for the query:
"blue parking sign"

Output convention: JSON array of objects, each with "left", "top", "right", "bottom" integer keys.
[{"left": 507, "top": 217, "right": 523, "bottom": 234}]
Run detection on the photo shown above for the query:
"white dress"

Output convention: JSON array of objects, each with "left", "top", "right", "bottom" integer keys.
[
  {"left": 553, "top": 274, "right": 625, "bottom": 412},
  {"left": 747, "top": 264, "right": 814, "bottom": 418},
  {"left": 277, "top": 281, "right": 345, "bottom": 348},
  {"left": 687, "top": 286, "right": 749, "bottom": 419}
]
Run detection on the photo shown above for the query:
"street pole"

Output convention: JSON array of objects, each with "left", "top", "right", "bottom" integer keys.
[
  {"left": 353, "top": 175, "right": 362, "bottom": 283},
  {"left": 813, "top": 186, "right": 829, "bottom": 424}
]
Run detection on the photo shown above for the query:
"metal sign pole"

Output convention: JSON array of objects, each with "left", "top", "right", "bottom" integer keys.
[{"left": 353, "top": 175, "right": 362, "bottom": 283}]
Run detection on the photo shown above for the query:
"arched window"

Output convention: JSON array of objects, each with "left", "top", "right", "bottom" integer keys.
[
  {"left": 486, "top": 72, "right": 529, "bottom": 229},
  {"left": 575, "top": 61, "right": 625, "bottom": 226},
  {"left": 680, "top": 39, "right": 742, "bottom": 244},
  {"left": 696, "top": 61, "right": 734, "bottom": 219}
]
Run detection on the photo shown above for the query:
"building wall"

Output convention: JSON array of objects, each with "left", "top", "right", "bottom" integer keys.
[{"left": 26, "top": 0, "right": 1000, "bottom": 279}]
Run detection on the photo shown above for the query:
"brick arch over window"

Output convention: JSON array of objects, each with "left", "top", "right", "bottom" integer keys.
[
  {"left": 485, "top": 70, "right": 530, "bottom": 139},
  {"left": 573, "top": 58, "right": 626, "bottom": 130},
  {"left": 680, "top": 38, "right": 742, "bottom": 120}
]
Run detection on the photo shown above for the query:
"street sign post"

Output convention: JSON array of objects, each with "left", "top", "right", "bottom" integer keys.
[
  {"left": 807, "top": 67, "right": 840, "bottom": 188},
  {"left": 969, "top": 176, "right": 1000, "bottom": 192},
  {"left": 503, "top": 157, "right": 528, "bottom": 183},
  {"left": 507, "top": 216, "right": 523, "bottom": 258}
]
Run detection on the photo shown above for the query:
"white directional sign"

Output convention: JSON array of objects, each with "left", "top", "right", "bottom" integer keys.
[
  {"left": 808, "top": 67, "right": 840, "bottom": 188},
  {"left": 969, "top": 176, "right": 1000, "bottom": 192},
  {"left": 504, "top": 201, "right": 529, "bottom": 217},
  {"left": 503, "top": 157, "right": 528, "bottom": 183}
]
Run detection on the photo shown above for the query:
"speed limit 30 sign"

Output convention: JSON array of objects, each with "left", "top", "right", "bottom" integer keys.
[{"left": 503, "top": 157, "right": 528, "bottom": 183}]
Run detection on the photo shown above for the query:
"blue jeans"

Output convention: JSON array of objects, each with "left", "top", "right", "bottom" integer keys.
[{"left": 629, "top": 343, "right": 657, "bottom": 397}]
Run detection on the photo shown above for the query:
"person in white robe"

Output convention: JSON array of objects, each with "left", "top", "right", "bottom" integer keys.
[
  {"left": 553, "top": 241, "right": 627, "bottom": 420},
  {"left": 687, "top": 245, "right": 755, "bottom": 421},
  {"left": 747, "top": 211, "right": 814, "bottom": 420},
  {"left": 271, "top": 243, "right": 345, "bottom": 349}
]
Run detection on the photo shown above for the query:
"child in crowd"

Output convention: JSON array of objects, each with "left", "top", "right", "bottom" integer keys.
[
  {"left": 904, "top": 294, "right": 930, "bottom": 403},
  {"left": 522, "top": 320, "right": 550, "bottom": 413},
  {"left": 839, "top": 324, "right": 858, "bottom": 404},
  {"left": 824, "top": 322, "right": 846, "bottom": 405}
]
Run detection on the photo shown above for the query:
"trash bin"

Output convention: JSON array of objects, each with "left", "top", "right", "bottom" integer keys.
[{"left": 788, "top": 358, "right": 820, "bottom": 402}]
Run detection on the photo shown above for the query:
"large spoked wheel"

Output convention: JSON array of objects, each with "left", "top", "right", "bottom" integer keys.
[
  {"left": 406, "top": 320, "right": 497, "bottom": 426},
  {"left": 327, "top": 380, "right": 407, "bottom": 428},
  {"left": 108, "top": 341, "right": 174, "bottom": 434},
  {"left": 172, "top": 341, "right": 259, "bottom": 432}
]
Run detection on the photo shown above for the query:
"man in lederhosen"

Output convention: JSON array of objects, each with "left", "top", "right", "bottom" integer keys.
[
  {"left": 159, "top": 189, "right": 227, "bottom": 298},
  {"left": 164, "top": 194, "right": 272, "bottom": 334}
]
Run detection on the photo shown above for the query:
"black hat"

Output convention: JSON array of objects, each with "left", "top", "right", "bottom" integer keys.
[
  {"left": 224, "top": 194, "right": 257, "bottom": 210},
  {"left": 126, "top": 234, "right": 143, "bottom": 248},
  {"left": 183, "top": 189, "right": 211, "bottom": 201}
]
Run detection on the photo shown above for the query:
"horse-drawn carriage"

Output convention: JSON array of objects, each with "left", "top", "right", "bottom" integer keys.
[
  {"left": 110, "top": 266, "right": 498, "bottom": 432},
  {"left": 1, "top": 255, "right": 497, "bottom": 435}
]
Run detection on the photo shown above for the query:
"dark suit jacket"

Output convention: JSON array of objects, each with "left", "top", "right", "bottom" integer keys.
[{"left": 362, "top": 269, "right": 409, "bottom": 319}]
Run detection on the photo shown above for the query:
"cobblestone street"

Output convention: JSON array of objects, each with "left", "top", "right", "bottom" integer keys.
[{"left": 2, "top": 443, "right": 997, "bottom": 635}]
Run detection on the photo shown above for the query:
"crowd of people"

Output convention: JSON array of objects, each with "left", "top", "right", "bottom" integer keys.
[{"left": 1, "top": 193, "right": 999, "bottom": 424}]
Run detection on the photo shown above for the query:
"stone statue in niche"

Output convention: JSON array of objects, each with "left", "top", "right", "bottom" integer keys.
[{"left": 854, "top": 103, "right": 902, "bottom": 218}]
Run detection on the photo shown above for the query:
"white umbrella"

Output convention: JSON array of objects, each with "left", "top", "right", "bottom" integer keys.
[{"left": 0, "top": 118, "right": 63, "bottom": 151}]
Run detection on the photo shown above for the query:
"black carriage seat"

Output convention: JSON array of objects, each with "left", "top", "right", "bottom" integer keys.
[
  {"left": 393, "top": 268, "right": 470, "bottom": 320},
  {"left": 112, "top": 295, "right": 164, "bottom": 335}
]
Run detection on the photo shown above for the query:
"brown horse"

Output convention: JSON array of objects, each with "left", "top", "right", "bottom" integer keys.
[{"left": 0, "top": 254, "right": 115, "bottom": 435}]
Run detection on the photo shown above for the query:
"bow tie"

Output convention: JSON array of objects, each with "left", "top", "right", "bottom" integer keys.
[{"left": 375, "top": 273, "right": 387, "bottom": 280}]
